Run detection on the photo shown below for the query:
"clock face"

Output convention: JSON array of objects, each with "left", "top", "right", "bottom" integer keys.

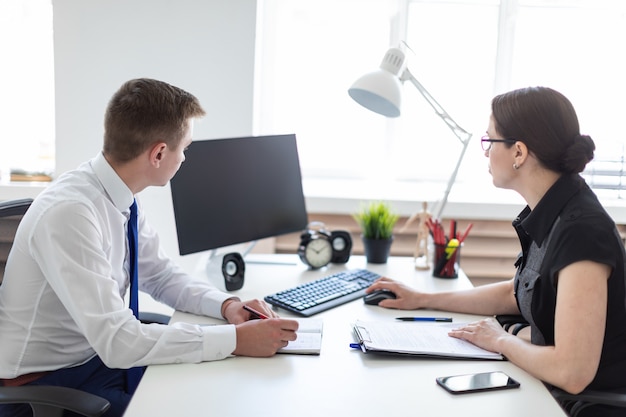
[{"left": 304, "top": 237, "right": 333, "bottom": 269}]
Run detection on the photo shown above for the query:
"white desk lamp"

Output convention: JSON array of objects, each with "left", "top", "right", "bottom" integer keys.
[{"left": 348, "top": 47, "right": 472, "bottom": 220}]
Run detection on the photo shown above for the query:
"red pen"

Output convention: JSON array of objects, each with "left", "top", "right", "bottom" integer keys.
[
  {"left": 459, "top": 223, "right": 474, "bottom": 243},
  {"left": 243, "top": 304, "right": 269, "bottom": 320}
]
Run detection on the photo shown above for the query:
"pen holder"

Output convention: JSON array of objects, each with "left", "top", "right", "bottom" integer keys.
[{"left": 432, "top": 242, "right": 461, "bottom": 279}]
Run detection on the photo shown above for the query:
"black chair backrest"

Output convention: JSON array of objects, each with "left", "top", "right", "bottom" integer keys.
[{"left": 0, "top": 198, "right": 33, "bottom": 284}]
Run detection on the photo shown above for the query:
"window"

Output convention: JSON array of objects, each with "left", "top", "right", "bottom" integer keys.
[
  {"left": 256, "top": 0, "right": 626, "bottom": 200},
  {"left": 0, "top": 0, "right": 55, "bottom": 182},
  {"left": 256, "top": 0, "right": 398, "bottom": 181}
]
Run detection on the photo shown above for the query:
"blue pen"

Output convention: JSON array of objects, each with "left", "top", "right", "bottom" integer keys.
[
  {"left": 349, "top": 342, "right": 366, "bottom": 353},
  {"left": 395, "top": 317, "right": 453, "bottom": 322}
]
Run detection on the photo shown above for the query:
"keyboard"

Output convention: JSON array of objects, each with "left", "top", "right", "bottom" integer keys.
[{"left": 264, "top": 269, "right": 381, "bottom": 316}]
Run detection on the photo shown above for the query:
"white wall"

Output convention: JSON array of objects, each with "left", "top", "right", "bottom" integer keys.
[{"left": 52, "top": 0, "right": 257, "bottom": 272}]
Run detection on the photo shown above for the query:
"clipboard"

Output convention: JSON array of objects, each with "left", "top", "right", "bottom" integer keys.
[{"left": 352, "top": 320, "right": 504, "bottom": 360}]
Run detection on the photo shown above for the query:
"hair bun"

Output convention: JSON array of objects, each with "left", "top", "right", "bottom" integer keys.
[{"left": 562, "top": 134, "right": 595, "bottom": 173}]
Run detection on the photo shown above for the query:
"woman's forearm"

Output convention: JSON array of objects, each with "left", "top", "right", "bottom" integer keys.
[{"left": 423, "top": 279, "right": 519, "bottom": 316}]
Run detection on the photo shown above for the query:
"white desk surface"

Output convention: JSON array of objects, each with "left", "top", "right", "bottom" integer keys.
[{"left": 124, "top": 254, "right": 566, "bottom": 417}]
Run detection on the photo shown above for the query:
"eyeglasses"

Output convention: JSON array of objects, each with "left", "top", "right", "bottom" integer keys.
[{"left": 480, "top": 135, "right": 517, "bottom": 151}]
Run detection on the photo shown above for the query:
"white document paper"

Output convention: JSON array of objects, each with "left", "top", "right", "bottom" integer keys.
[{"left": 353, "top": 319, "right": 503, "bottom": 360}]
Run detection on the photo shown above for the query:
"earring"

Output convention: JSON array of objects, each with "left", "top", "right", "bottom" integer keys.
[{"left": 513, "top": 163, "right": 519, "bottom": 170}]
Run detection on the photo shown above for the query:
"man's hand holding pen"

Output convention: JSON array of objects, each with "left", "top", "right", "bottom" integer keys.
[
  {"left": 225, "top": 300, "right": 299, "bottom": 357},
  {"left": 222, "top": 298, "right": 278, "bottom": 324}
]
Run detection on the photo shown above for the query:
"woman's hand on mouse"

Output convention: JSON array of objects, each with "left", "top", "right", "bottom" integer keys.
[{"left": 366, "top": 277, "right": 428, "bottom": 309}]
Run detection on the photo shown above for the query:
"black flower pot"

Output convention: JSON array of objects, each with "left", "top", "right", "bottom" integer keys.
[{"left": 362, "top": 236, "right": 393, "bottom": 264}]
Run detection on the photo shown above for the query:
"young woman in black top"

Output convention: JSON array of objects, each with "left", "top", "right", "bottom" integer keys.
[{"left": 367, "top": 86, "right": 626, "bottom": 416}]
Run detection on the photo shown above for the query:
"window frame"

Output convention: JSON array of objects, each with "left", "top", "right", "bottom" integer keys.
[{"left": 255, "top": 0, "right": 626, "bottom": 206}]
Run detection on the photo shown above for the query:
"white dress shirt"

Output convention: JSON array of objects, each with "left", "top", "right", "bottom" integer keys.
[{"left": 0, "top": 152, "right": 237, "bottom": 378}]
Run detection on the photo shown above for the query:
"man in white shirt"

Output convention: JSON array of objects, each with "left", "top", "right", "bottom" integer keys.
[{"left": 0, "top": 78, "right": 299, "bottom": 417}]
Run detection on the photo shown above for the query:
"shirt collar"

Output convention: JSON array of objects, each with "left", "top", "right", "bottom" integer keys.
[
  {"left": 91, "top": 151, "right": 135, "bottom": 212},
  {"left": 513, "top": 174, "right": 585, "bottom": 247}
]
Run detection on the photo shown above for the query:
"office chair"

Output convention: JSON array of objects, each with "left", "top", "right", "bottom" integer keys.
[
  {"left": 0, "top": 199, "right": 34, "bottom": 285},
  {"left": 0, "top": 198, "right": 169, "bottom": 415},
  {"left": 551, "top": 387, "right": 626, "bottom": 416},
  {"left": 0, "top": 386, "right": 111, "bottom": 417}
]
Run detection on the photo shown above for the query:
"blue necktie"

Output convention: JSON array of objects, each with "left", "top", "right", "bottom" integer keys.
[
  {"left": 126, "top": 199, "right": 142, "bottom": 394},
  {"left": 128, "top": 200, "right": 138, "bottom": 317}
]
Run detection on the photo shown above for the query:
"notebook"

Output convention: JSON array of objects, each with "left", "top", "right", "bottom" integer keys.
[{"left": 279, "top": 318, "right": 324, "bottom": 355}]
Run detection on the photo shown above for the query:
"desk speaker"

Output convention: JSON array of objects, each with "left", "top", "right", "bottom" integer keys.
[{"left": 221, "top": 252, "right": 245, "bottom": 291}]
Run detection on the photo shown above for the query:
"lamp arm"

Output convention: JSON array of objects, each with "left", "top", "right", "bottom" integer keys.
[
  {"left": 401, "top": 68, "right": 472, "bottom": 145},
  {"left": 400, "top": 68, "right": 473, "bottom": 219},
  {"left": 434, "top": 134, "right": 471, "bottom": 220}
]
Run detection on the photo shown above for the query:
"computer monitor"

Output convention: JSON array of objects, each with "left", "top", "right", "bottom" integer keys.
[{"left": 170, "top": 133, "right": 308, "bottom": 256}]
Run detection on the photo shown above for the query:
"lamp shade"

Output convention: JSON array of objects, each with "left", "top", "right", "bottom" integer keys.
[
  {"left": 348, "top": 46, "right": 473, "bottom": 220},
  {"left": 348, "top": 47, "right": 406, "bottom": 118}
]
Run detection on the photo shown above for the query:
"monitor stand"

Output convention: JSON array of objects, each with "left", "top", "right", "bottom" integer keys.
[
  {"left": 204, "top": 241, "right": 256, "bottom": 270},
  {"left": 204, "top": 241, "right": 297, "bottom": 276}
]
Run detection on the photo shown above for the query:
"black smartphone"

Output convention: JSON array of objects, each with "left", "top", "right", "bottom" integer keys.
[{"left": 436, "top": 371, "right": 520, "bottom": 394}]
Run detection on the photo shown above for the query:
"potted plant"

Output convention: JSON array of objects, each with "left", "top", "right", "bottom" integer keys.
[{"left": 353, "top": 201, "right": 399, "bottom": 263}]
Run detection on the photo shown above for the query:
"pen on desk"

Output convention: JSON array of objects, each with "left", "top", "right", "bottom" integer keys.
[
  {"left": 349, "top": 342, "right": 366, "bottom": 353},
  {"left": 395, "top": 317, "right": 453, "bottom": 322},
  {"left": 242, "top": 304, "right": 269, "bottom": 320}
]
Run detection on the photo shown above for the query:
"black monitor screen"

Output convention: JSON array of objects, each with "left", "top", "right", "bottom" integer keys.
[{"left": 170, "top": 134, "right": 308, "bottom": 255}]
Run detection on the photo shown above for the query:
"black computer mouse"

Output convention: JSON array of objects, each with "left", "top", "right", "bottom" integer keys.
[{"left": 363, "top": 289, "right": 397, "bottom": 305}]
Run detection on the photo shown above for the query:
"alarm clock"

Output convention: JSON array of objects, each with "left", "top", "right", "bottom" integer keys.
[{"left": 298, "top": 222, "right": 352, "bottom": 269}]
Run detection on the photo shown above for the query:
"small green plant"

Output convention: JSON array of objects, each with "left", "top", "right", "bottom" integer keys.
[{"left": 353, "top": 201, "right": 399, "bottom": 240}]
